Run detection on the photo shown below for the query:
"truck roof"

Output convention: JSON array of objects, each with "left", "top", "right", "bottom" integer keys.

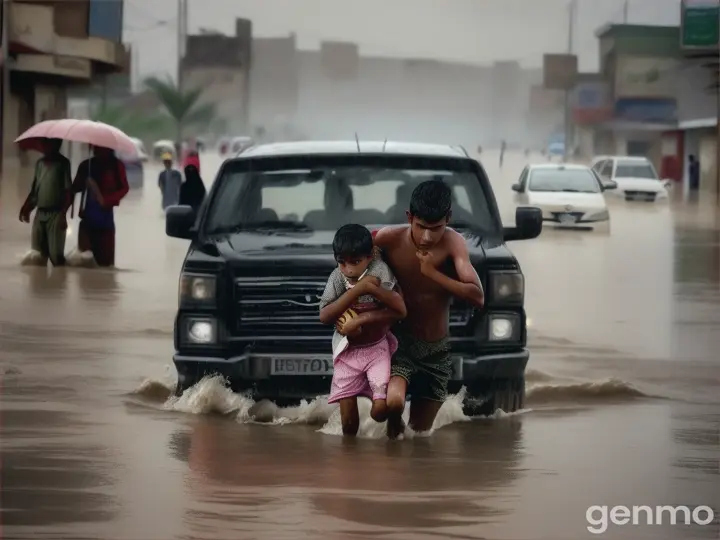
[{"left": 237, "top": 140, "right": 470, "bottom": 159}]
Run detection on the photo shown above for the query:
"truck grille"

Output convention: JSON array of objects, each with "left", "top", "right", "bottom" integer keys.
[
  {"left": 235, "top": 276, "right": 327, "bottom": 337},
  {"left": 234, "top": 275, "right": 474, "bottom": 338}
]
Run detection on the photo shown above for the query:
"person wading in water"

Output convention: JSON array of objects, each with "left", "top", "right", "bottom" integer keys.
[
  {"left": 18, "top": 138, "right": 73, "bottom": 266},
  {"left": 368, "top": 180, "right": 485, "bottom": 438},
  {"left": 72, "top": 146, "right": 129, "bottom": 267},
  {"left": 179, "top": 164, "right": 206, "bottom": 213}
]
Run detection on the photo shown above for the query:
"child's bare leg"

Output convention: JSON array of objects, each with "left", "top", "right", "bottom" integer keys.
[
  {"left": 386, "top": 376, "right": 408, "bottom": 439},
  {"left": 338, "top": 397, "right": 360, "bottom": 436},
  {"left": 370, "top": 399, "right": 388, "bottom": 422}
]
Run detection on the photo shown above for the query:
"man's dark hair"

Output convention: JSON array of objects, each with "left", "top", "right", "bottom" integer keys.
[
  {"left": 409, "top": 180, "right": 452, "bottom": 223},
  {"left": 332, "top": 224, "right": 373, "bottom": 259}
]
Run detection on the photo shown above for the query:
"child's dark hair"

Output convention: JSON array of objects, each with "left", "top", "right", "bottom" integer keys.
[
  {"left": 332, "top": 224, "right": 373, "bottom": 259},
  {"left": 409, "top": 179, "right": 452, "bottom": 223}
]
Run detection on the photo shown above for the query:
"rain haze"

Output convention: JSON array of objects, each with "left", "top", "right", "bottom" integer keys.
[{"left": 1, "top": 0, "right": 718, "bottom": 539}]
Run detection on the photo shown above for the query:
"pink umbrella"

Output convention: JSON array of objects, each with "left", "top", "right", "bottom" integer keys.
[{"left": 14, "top": 119, "right": 137, "bottom": 156}]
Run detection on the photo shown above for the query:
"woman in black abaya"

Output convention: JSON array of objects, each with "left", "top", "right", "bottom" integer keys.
[{"left": 179, "top": 164, "right": 206, "bottom": 212}]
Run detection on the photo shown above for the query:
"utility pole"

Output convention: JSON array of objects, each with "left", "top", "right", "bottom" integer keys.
[
  {"left": 622, "top": 0, "right": 629, "bottom": 23},
  {"left": 563, "top": 0, "right": 576, "bottom": 162},
  {"left": 176, "top": 0, "right": 186, "bottom": 92},
  {"left": 176, "top": 0, "right": 187, "bottom": 150}
]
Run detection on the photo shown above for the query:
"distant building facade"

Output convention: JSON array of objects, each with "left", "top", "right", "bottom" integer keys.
[{"left": 1, "top": 0, "right": 128, "bottom": 173}]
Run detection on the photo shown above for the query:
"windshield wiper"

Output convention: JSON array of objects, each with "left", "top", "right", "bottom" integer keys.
[{"left": 210, "top": 220, "right": 313, "bottom": 235}]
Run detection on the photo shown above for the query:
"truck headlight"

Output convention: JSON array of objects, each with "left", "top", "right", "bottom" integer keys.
[
  {"left": 488, "top": 271, "right": 524, "bottom": 304},
  {"left": 179, "top": 273, "right": 216, "bottom": 305},
  {"left": 184, "top": 317, "right": 217, "bottom": 344},
  {"left": 488, "top": 314, "right": 521, "bottom": 341}
]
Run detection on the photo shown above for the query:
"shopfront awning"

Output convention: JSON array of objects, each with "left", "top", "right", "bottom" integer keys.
[
  {"left": 678, "top": 117, "right": 718, "bottom": 129},
  {"left": 594, "top": 120, "right": 677, "bottom": 132}
]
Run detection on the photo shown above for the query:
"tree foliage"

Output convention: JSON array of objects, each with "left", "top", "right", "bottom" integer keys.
[
  {"left": 143, "top": 76, "right": 216, "bottom": 140},
  {"left": 91, "top": 103, "right": 169, "bottom": 140}
]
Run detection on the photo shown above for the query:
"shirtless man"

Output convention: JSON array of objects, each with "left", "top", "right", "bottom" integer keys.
[{"left": 371, "top": 179, "right": 485, "bottom": 438}]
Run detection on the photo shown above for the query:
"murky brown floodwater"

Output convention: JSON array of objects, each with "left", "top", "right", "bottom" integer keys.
[{"left": 1, "top": 151, "right": 718, "bottom": 540}]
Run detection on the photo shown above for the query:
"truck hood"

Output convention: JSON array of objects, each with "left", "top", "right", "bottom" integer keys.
[{"left": 187, "top": 228, "right": 513, "bottom": 273}]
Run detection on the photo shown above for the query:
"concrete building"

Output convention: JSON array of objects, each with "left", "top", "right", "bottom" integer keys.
[
  {"left": 180, "top": 18, "right": 252, "bottom": 136},
  {"left": 677, "top": 0, "right": 718, "bottom": 200},
  {"left": 1, "top": 0, "right": 127, "bottom": 173},
  {"left": 247, "top": 37, "right": 542, "bottom": 149},
  {"left": 248, "top": 34, "right": 299, "bottom": 140},
  {"left": 592, "top": 24, "right": 682, "bottom": 168}
]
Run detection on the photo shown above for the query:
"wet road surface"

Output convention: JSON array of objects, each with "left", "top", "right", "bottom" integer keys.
[{"left": 0, "top": 151, "right": 718, "bottom": 540}]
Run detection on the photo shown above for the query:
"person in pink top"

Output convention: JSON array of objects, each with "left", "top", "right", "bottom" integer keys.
[
  {"left": 181, "top": 139, "right": 201, "bottom": 174},
  {"left": 319, "top": 224, "right": 407, "bottom": 436}
]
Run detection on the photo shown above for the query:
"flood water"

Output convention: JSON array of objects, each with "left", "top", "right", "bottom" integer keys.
[{"left": 0, "top": 150, "right": 718, "bottom": 540}]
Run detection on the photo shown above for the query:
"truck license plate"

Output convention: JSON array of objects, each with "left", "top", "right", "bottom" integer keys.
[{"left": 271, "top": 358, "right": 333, "bottom": 375}]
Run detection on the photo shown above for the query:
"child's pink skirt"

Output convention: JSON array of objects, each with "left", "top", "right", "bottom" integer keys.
[{"left": 328, "top": 333, "right": 398, "bottom": 404}]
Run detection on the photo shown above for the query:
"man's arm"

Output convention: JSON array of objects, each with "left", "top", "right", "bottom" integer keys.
[
  {"left": 104, "top": 160, "right": 129, "bottom": 207},
  {"left": 61, "top": 158, "right": 74, "bottom": 214},
  {"left": 350, "top": 306, "right": 404, "bottom": 330},
  {"left": 366, "top": 283, "right": 407, "bottom": 319},
  {"left": 71, "top": 160, "right": 88, "bottom": 194},
  {"left": 19, "top": 161, "right": 40, "bottom": 221},
  {"left": 420, "top": 232, "right": 484, "bottom": 308}
]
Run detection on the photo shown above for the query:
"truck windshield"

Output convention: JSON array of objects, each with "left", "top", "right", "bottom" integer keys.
[{"left": 203, "top": 155, "right": 499, "bottom": 236}]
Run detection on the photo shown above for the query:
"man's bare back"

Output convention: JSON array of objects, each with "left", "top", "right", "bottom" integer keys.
[{"left": 374, "top": 225, "right": 456, "bottom": 341}]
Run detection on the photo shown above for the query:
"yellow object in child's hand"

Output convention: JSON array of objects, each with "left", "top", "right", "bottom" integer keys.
[{"left": 336, "top": 308, "right": 358, "bottom": 333}]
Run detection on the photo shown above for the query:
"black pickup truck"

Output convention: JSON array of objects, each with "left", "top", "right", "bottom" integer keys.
[{"left": 165, "top": 141, "right": 542, "bottom": 415}]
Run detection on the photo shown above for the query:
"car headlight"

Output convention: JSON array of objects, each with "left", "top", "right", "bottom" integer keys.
[
  {"left": 488, "top": 271, "right": 524, "bottom": 304},
  {"left": 179, "top": 273, "right": 216, "bottom": 305},
  {"left": 184, "top": 317, "right": 217, "bottom": 344},
  {"left": 588, "top": 209, "right": 609, "bottom": 221},
  {"left": 488, "top": 313, "right": 521, "bottom": 342}
]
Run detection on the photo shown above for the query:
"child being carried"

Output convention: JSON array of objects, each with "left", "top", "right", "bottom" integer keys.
[{"left": 319, "top": 224, "right": 407, "bottom": 436}]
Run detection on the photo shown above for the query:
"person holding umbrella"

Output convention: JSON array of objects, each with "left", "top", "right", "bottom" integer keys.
[
  {"left": 71, "top": 146, "right": 129, "bottom": 267},
  {"left": 15, "top": 118, "right": 139, "bottom": 267},
  {"left": 18, "top": 138, "right": 73, "bottom": 266}
]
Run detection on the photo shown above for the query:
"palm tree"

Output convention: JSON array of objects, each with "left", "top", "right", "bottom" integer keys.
[
  {"left": 143, "top": 76, "right": 216, "bottom": 144},
  {"left": 91, "top": 104, "right": 169, "bottom": 140}
]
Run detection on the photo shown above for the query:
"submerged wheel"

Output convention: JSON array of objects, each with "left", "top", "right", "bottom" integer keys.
[{"left": 463, "top": 377, "right": 526, "bottom": 417}]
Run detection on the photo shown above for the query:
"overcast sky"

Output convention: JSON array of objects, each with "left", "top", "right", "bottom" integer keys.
[{"left": 124, "top": 0, "right": 683, "bottom": 81}]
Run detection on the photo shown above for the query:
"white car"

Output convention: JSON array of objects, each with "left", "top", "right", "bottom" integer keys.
[
  {"left": 512, "top": 163, "right": 615, "bottom": 232},
  {"left": 590, "top": 156, "right": 671, "bottom": 202},
  {"left": 129, "top": 137, "right": 149, "bottom": 162}
]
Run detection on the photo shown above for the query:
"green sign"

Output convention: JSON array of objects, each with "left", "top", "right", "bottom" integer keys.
[{"left": 682, "top": 4, "right": 720, "bottom": 48}]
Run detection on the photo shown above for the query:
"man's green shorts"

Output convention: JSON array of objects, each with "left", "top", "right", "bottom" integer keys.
[{"left": 390, "top": 327, "right": 452, "bottom": 402}]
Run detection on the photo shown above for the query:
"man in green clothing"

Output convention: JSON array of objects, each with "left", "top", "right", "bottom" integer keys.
[{"left": 19, "top": 138, "right": 73, "bottom": 266}]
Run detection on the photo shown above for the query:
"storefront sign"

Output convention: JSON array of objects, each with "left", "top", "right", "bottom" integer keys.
[
  {"left": 681, "top": 0, "right": 720, "bottom": 49},
  {"left": 571, "top": 81, "right": 613, "bottom": 123},
  {"left": 614, "top": 98, "right": 677, "bottom": 123},
  {"left": 88, "top": 0, "right": 123, "bottom": 43},
  {"left": 615, "top": 55, "right": 678, "bottom": 99},
  {"left": 13, "top": 54, "right": 91, "bottom": 79},
  {"left": 543, "top": 54, "right": 578, "bottom": 90}
]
